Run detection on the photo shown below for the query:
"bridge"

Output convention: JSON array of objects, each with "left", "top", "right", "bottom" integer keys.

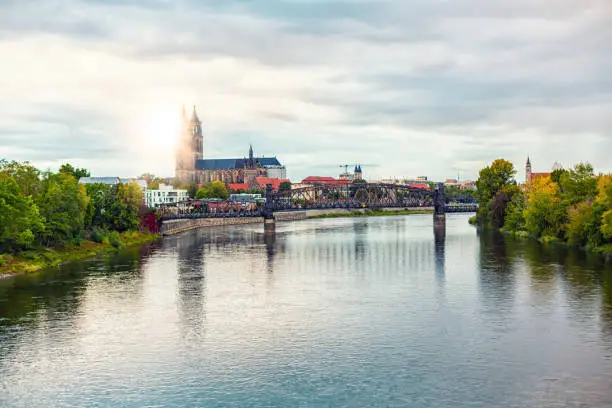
[
  {"left": 161, "top": 182, "right": 477, "bottom": 223},
  {"left": 261, "top": 182, "right": 472, "bottom": 220}
]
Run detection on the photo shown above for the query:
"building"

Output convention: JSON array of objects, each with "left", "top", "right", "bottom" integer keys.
[
  {"left": 175, "top": 106, "right": 286, "bottom": 185},
  {"left": 145, "top": 184, "right": 188, "bottom": 208},
  {"left": 120, "top": 178, "right": 148, "bottom": 190},
  {"left": 444, "top": 179, "right": 476, "bottom": 190},
  {"left": 525, "top": 157, "right": 551, "bottom": 184}
]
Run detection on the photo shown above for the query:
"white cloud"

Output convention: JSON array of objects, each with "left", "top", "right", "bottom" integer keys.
[{"left": 0, "top": 0, "right": 610, "bottom": 181}]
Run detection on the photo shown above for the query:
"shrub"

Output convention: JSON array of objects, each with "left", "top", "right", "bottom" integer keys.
[
  {"left": 107, "top": 231, "right": 124, "bottom": 249},
  {"left": 91, "top": 227, "right": 108, "bottom": 244}
]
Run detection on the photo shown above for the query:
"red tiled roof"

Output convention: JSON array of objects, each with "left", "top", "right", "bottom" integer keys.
[
  {"left": 302, "top": 176, "right": 350, "bottom": 185},
  {"left": 409, "top": 183, "right": 431, "bottom": 190},
  {"left": 227, "top": 183, "right": 249, "bottom": 191},
  {"left": 256, "top": 177, "right": 291, "bottom": 192},
  {"left": 530, "top": 172, "right": 551, "bottom": 181}
]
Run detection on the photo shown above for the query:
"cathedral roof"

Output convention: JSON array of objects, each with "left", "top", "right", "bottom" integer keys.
[{"left": 196, "top": 157, "right": 281, "bottom": 170}]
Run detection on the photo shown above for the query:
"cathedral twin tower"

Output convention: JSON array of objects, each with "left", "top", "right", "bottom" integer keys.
[
  {"left": 175, "top": 106, "right": 203, "bottom": 184},
  {"left": 174, "top": 106, "right": 286, "bottom": 186}
]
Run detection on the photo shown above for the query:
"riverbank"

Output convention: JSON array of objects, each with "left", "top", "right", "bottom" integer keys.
[
  {"left": 311, "top": 208, "right": 434, "bottom": 219},
  {"left": 469, "top": 217, "right": 612, "bottom": 262},
  {"left": 0, "top": 231, "right": 160, "bottom": 278}
]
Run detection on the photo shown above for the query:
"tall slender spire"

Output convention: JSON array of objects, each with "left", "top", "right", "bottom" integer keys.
[
  {"left": 191, "top": 105, "right": 200, "bottom": 123},
  {"left": 249, "top": 144, "right": 254, "bottom": 162}
]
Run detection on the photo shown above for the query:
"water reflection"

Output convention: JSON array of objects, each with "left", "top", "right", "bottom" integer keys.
[
  {"left": 433, "top": 217, "right": 446, "bottom": 286},
  {"left": 1, "top": 217, "right": 612, "bottom": 408}
]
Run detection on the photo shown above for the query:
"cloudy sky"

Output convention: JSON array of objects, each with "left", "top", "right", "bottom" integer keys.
[{"left": 1, "top": 0, "right": 610, "bottom": 181}]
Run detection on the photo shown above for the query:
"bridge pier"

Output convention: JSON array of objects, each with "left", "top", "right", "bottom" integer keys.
[
  {"left": 264, "top": 217, "right": 276, "bottom": 233},
  {"left": 433, "top": 182, "right": 446, "bottom": 220}
]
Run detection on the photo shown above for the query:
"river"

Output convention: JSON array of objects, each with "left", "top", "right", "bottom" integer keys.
[{"left": 1, "top": 214, "right": 611, "bottom": 407}]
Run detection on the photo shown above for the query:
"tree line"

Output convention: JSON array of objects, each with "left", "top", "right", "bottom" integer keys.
[
  {"left": 474, "top": 159, "right": 612, "bottom": 251},
  {"left": 0, "top": 160, "right": 146, "bottom": 253}
]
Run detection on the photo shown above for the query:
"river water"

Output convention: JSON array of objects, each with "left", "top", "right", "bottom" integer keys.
[{"left": 1, "top": 214, "right": 611, "bottom": 407}]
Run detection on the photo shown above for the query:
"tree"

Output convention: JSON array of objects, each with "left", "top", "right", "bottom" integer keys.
[
  {"left": 85, "top": 183, "right": 114, "bottom": 230},
  {"left": 108, "top": 182, "right": 144, "bottom": 232},
  {"left": 524, "top": 176, "right": 566, "bottom": 238},
  {"left": 558, "top": 162, "right": 598, "bottom": 205},
  {"left": 187, "top": 183, "right": 198, "bottom": 199},
  {"left": 596, "top": 175, "right": 612, "bottom": 240},
  {"left": 59, "top": 163, "right": 90, "bottom": 180},
  {"left": 475, "top": 159, "right": 517, "bottom": 223},
  {"left": 0, "top": 174, "right": 44, "bottom": 252},
  {"left": 0, "top": 160, "right": 41, "bottom": 197},
  {"left": 36, "top": 172, "right": 89, "bottom": 246},
  {"left": 566, "top": 201, "right": 604, "bottom": 247},
  {"left": 196, "top": 181, "right": 229, "bottom": 200},
  {"left": 279, "top": 181, "right": 292, "bottom": 192}
]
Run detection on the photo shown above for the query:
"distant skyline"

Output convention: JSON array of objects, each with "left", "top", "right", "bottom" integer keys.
[{"left": 1, "top": 0, "right": 611, "bottom": 182}]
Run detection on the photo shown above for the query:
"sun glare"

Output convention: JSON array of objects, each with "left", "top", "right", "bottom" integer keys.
[{"left": 143, "top": 109, "right": 181, "bottom": 154}]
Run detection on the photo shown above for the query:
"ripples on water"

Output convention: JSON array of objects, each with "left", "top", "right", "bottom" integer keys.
[{"left": 1, "top": 214, "right": 611, "bottom": 407}]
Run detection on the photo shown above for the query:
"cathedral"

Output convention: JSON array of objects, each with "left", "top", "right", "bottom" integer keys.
[{"left": 175, "top": 107, "right": 286, "bottom": 186}]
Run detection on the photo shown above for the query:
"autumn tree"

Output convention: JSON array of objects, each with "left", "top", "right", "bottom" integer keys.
[{"left": 523, "top": 176, "right": 566, "bottom": 238}]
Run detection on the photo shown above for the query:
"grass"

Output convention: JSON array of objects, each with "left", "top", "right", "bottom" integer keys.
[
  {"left": 0, "top": 231, "right": 159, "bottom": 278},
  {"left": 311, "top": 208, "right": 433, "bottom": 219}
]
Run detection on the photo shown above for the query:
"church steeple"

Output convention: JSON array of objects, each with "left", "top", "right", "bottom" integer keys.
[
  {"left": 249, "top": 144, "right": 254, "bottom": 162},
  {"left": 525, "top": 156, "right": 532, "bottom": 184},
  {"left": 191, "top": 105, "right": 201, "bottom": 124}
]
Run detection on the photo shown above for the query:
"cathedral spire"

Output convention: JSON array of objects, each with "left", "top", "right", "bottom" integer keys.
[
  {"left": 249, "top": 144, "right": 254, "bottom": 162},
  {"left": 191, "top": 105, "right": 201, "bottom": 124}
]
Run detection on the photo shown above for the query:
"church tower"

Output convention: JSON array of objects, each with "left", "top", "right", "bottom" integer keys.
[
  {"left": 525, "top": 156, "right": 532, "bottom": 185},
  {"left": 175, "top": 106, "right": 203, "bottom": 184}
]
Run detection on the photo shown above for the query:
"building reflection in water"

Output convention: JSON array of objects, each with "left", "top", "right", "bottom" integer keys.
[{"left": 171, "top": 230, "right": 207, "bottom": 343}]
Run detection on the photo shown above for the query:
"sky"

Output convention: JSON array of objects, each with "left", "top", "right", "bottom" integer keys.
[{"left": 1, "top": 0, "right": 611, "bottom": 182}]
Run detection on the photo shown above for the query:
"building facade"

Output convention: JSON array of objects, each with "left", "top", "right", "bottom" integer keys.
[
  {"left": 525, "top": 157, "right": 551, "bottom": 185},
  {"left": 145, "top": 184, "right": 188, "bottom": 208},
  {"left": 175, "top": 107, "right": 286, "bottom": 186}
]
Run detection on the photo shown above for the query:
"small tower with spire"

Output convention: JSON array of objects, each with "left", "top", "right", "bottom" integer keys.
[
  {"left": 354, "top": 164, "right": 363, "bottom": 181},
  {"left": 525, "top": 156, "right": 532, "bottom": 185}
]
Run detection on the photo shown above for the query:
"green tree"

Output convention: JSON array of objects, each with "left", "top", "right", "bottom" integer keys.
[
  {"left": 36, "top": 172, "right": 89, "bottom": 246},
  {"left": 196, "top": 181, "right": 229, "bottom": 200},
  {"left": 187, "top": 183, "right": 198, "bottom": 199},
  {"left": 475, "top": 159, "right": 517, "bottom": 223},
  {"left": 558, "top": 163, "right": 597, "bottom": 204},
  {"left": 279, "top": 181, "right": 292, "bottom": 192},
  {"left": 108, "top": 182, "right": 144, "bottom": 232},
  {"left": 566, "top": 201, "right": 604, "bottom": 247},
  {"left": 59, "top": 163, "right": 90, "bottom": 180},
  {"left": 0, "top": 175, "right": 44, "bottom": 252},
  {"left": 84, "top": 183, "right": 114, "bottom": 229},
  {"left": 0, "top": 160, "right": 41, "bottom": 197}
]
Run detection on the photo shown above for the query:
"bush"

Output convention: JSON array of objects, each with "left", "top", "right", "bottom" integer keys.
[
  {"left": 91, "top": 227, "right": 108, "bottom": 244},
  {"left": 107, "top": 231, "right": 124, "bottom": 249}
]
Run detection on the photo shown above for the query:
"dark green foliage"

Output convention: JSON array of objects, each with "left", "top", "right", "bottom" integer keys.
[
  {"left": 187, "top": 183, "right": 198, "bottom": 199},
  {"left": 475, "top": 159, "right": 517, "bottom": 224},
  {"left": 36, "top": 172, "right": 89, "bottom": 246},
  {"left": 59, "top": 163, "right": 90, "bottom": 180},
  {"left": 279, "top": 181, "right": 292, "bottom": 192},
  {"left": 0, "top": 175, "right": 44, "bottom": 252}
]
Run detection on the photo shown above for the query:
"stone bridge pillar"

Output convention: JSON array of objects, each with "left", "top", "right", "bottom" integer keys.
[
  {"left": 433, "top": 182, "right": 446, "bottom": 219},
  {"left": 264, "top": 184, "right": 276, "bottom": 232}
]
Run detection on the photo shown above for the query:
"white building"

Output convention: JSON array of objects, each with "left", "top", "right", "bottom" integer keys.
[
  {"left": 264, "top": 165, "right": 287, "bottom": 179},
  {"left": 145, "top": 184, "right": 188, "bottom": 208}
]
